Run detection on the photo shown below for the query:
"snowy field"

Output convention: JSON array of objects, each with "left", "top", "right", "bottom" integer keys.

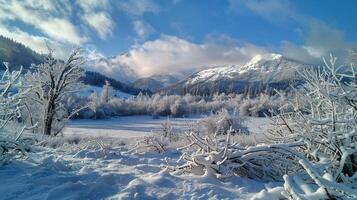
[
  {"left": 0, "top": 116, "right": 281, "bottom": 200},
  {"left": 65, "top": 116, "right": 271, "bottom": 139}
]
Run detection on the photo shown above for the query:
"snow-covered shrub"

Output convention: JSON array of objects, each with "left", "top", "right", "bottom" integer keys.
[
  {"left": 176, "top": 129, "right": 302, "bottom": 180},
  {"left": 36, "top": 135, "right": 82, "bottom": 149},
  {"left": 0, "top": 63, "right": 32, "bottom": 164},
  {"left": 132, "top": 119, "right": 180, "bottom": 153},
  {"left": 270, "top": 55, "right": 357, "bottom": 199},
  {"left": 133, "top": 134, "right": 170, "bottom": 153},
  {"left": 199, "top": 109, "right": 249, "bottom": 135}
]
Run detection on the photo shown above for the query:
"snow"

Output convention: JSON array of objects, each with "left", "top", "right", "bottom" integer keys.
[
  {"left": 65, "top": 116, "right": 271, "bottom": 139},
  {"left": 0, "top": 146, "right": 278, "bottom": 199},
  {"left": 186, "top": 53, "right": 305, "bottom": 85},
  {"left": 1, "top": 116, "right": 281, "bottom": 199},
  {"left": 64, "top": 116, "right": 200, "bottom": 140}
]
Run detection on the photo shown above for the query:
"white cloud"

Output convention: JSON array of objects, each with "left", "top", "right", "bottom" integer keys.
[
  {"left": 133, "top": 20, "right": 155, "bottom": 38},
  {"left": 230, "top": 0, "right": 357, "bottom": 64},
  {"left": 78, "top": 0, "right": 114, "bottom": 40},
  {"left": 83, "top": 12, "right": 114, "bottom": 40},
  {"left": 77, "top": 0, "right": 109, "bottom": 12},
  {"left": 282, "top": 21, "right": 357, "bottom": 64},
  {"left": 0, "top": 0, "right": 84, "bottom": 45},
  {"left": 84, "top": 49, "right": 139, "bottom": 82},
  {"left": 117, "top": 0, "right": 159, "bottom": 16},
  {"left": 117, "top": 35, "right": 267, "bottom": 77}
]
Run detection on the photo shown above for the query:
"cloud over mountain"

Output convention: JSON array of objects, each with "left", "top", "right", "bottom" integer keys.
[{"left": 117, "top": 35, "right": 268, "bottom": 77}]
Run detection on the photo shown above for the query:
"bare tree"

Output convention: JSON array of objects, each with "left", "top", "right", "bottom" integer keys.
[{"left": 25, "top": 48, "right": 86, "bottom": 136}]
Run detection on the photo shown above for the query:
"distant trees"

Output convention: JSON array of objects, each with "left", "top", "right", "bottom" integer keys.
[
  {"left": 81, "top": 71, "right": 143, "bottom": 95},
  {"left": 0, "top": 35, "right": 43, "bottom": 70},
  {"left": 24, "top": 49, "right": 85, "bottom": 136},
  {"left": 79, "top": 91, "right": 291, "bottom": 119}
]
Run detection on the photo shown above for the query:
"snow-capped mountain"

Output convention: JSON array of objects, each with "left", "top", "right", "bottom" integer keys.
[
  {"left": 164, "top": 53, "right": 311, "bottom": 95},
  {"left": 130, "top": 74, "right": 179, "bottom": 92}
]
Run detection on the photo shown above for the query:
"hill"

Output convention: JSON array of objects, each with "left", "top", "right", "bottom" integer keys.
[{"left": 0, "top": 35, "right": 44, "bottom": 70}]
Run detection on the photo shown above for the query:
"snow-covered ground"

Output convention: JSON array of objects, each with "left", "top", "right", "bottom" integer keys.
[
  {"left": 1, "top": 116, "right": 281, "bottom": 200},
  {"left": 65, "top": 116, "right": 271, "bottom": 139},
  {"left": 64, "top": 116, "right": 202, "bottom": 139},
  {"left": 0, "top": 146, "right": 282, "bottom": 199}
]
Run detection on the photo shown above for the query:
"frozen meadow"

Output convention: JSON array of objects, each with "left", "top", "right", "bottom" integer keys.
[{"left": 0, "top": 116, "right": 281, "bottom": 200}]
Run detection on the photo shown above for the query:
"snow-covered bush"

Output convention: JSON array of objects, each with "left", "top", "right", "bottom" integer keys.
[
  {"left": 0, "top": 63, "right": 32, "bottom": 164},
  {"left": 270, "top": 55, "right": 357, "bottom": 199},
  {"left": 36, "top": 135, "right": 82, "bottom": 149},
  {"left": 199, "top": 109, "right": 249, "bottom": 135},
  {"left": 160, "top": 119, "right": 179, "bottom": 142},
  {"left": 176, "top": 129, "right": 302, "bottom": 180},
  {"left": 132, "top": 119, "right": 180, "bottom": 153},
  {"left": 133, "top": 134, "right": 170, "bottom": 153}
]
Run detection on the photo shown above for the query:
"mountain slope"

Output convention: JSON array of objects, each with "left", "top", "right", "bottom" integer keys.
[
  {"left": 82, "top": 71, "right": 145, "bottom": 95},
  {"left": 130, "top": 74, "right": 179, "bottom": 92},
  {"left": 164, "top": 53, "right": 310, "bottom": 95},
  {"left": 0, "top": 35, "right": 44, "bottom": 70}
]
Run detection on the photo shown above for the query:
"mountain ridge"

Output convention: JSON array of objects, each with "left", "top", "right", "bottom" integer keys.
[
  {"left": 161, "top": 53, "right": 311, "bottom": 96},
  {"left": 130, "top": 74, "right": 179, "bottom": 92}
]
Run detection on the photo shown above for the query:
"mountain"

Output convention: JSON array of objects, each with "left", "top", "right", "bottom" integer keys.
[
  {"left": 130, "top": 74, "right": 179, "bottom": 92},
  {"left": 163, "top": 53, "right": 310, "bottom": 96},
  {"left": 0, "top": 35, "right": 44, "bottom": 70}
]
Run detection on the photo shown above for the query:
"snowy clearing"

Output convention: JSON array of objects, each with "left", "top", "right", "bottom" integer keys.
[
  {"left": 0, "top": 146, "right": 281, "bottom": 200},
  {"left": 65, "top": 116, "right": 271, "bottom": 139},
  {"left": 1, "top": 116, "right": 280, "bottom": 200}
]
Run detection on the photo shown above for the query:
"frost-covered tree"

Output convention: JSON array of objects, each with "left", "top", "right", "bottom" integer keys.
[
  {"left": 100, "top": 80, "right": 113, "bottom": 103},
  {"left": 269, "top": 55, "right": 357, "bottom": 199},
  {"left": 0, "top": 63, "right": 33, "bottom": 164},
  {"left": 25, "top": 49, "right": 85, "bottom": 136}
]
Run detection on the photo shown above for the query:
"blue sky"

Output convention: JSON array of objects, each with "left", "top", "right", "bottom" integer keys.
[{"left": 0, "top": 0, "right": 356, "bottom": 77}]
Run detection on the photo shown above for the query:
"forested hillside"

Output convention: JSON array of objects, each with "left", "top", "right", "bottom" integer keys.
[{"left": 0, "top": 35, "right": 44, "bottom": 70}]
